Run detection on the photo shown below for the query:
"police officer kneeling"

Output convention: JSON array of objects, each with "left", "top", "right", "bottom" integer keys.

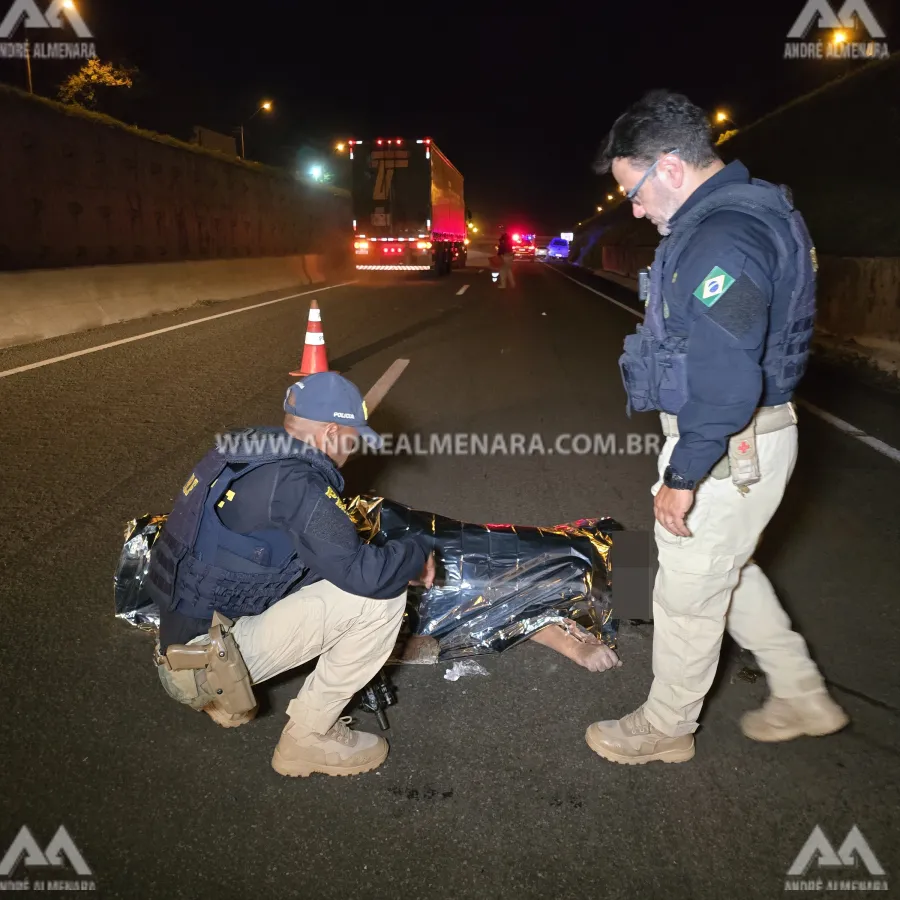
[
  {"left": 147, "top": 372, "right": 435, "bottom": 778},
  {"left": 585, "top": 90, "right": 848, "bottom": 765}
]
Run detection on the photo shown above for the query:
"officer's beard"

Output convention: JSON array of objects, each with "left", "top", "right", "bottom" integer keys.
[{"left": 650, "top": 188, "right": 683, "bottom": 237}]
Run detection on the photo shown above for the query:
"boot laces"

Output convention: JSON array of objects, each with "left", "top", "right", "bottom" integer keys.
[
  {"left": 327, "top": 716, "right": 354, "bottom": 745},
  {"left": 622, "top": 708, "right": 652, "bottom": 735}
]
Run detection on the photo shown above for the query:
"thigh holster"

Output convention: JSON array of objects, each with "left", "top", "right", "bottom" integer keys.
[{"left": 157, "top": 612, "right": 256, "bottom": 715}]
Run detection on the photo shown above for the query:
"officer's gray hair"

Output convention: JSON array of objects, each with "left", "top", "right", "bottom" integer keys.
[{"left": 594, "top": 89, "right": 720, "bottom": 174}]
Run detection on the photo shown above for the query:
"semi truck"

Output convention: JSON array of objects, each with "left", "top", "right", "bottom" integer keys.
[{"left": 348, "top": 137, "right": 467, "bottom": 275}]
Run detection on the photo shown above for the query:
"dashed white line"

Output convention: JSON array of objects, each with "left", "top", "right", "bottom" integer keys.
[
  {"left": 0, "top": 282, "right": 355, "bottom": 380},
  {"left": 456, "top": 285, "right": 470, "bottom": 295},
  {"left": 546, "top": 264, "right": 900, "bottom": 466}
]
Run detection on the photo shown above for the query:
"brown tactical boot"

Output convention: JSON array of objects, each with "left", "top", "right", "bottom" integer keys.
[
  {"left": 585, "top": 707, "right": 695, "bottom": 765},
  {"left": 740, "top": 692, "right": 849, "bottom": 742},
  {"left": 271, "top": 716, "right": 389, "bottom": 777}
]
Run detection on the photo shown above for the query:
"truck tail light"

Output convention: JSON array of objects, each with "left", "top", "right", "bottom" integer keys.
[{"left": 416, "top": 241, "right": 433, "bottom": 249}]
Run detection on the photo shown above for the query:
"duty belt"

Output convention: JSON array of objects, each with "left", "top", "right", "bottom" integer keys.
[
  {"left": 659, "top": 402, "right": 798, "bottom": 491},
  {"left": 659, "top": 402, "right": 798, "bottom": 438}
]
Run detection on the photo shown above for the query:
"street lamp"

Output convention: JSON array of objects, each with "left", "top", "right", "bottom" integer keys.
[
  {"left": 596, "top": 206, "right": 603, "bottom": 213},
  {"left": 237, "top": 100, "right": 273, "bottom": 159},
  {"left": 309, "top": 164, "right": 324, "bottom": 181},
  {"left": 715, "top": 110, "right": 735, "bottom": 126},
  {"left": 335, "top": 142, "right": 346, "bottom": 152},
  {"left": 607, "top": 194, "right": 614, "bottom": 201}
]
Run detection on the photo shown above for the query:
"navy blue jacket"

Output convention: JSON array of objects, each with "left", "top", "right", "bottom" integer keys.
[
  {"left": 662, "top": 161, "right": 795, "bottom": 484},
  {"left": 157, "top": 444, "right": 429, "bottom": 650}
]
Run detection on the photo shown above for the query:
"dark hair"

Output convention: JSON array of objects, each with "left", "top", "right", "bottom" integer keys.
[{"left": 594, "top": 89, "right": 719, "bottom": 174}]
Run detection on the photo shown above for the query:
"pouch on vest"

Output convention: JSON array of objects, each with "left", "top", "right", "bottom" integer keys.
[
  {"left": 650, "top": 339, "right": 689, "bottom": 416},
  {"left": 619, "top": 327, "right": 655, "bottom": 417}
]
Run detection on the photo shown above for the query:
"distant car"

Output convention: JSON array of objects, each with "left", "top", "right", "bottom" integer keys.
[
  {"left": 535, "top": 244, "right": 548, "bottom": 258},
  {"left": 546, "top": 238, "right": 569, "bottom": 259}
]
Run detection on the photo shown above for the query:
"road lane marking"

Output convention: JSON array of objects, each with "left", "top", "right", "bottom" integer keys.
[
  {"left": 0, "top": 282, "right": 355, "bottom": 380},
  {"left": 456, "top": 285, "right": 470, "bottom": 295},
  {"left": 546, "top": 264, "right": 900, "bottom": 465},
  {"left": 794, "top": 398, "right": 900, "bottom": 464},
  {"left": 543, "top": 263, "right": 643, "bottom": 319}
]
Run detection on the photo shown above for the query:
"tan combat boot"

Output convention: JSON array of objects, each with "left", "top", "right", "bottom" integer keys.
[
  {"left": 585, "top": 707, "right": 695, "bottom": 765},
  {"left": 740, "top": 692, "right": 849, "bottom": 742},
  {"left": 271, "top": 716, "right": 389, "bottom": 777}
]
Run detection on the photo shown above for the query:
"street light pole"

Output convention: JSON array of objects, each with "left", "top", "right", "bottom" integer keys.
[
  {"left": 236, "top": 101, "right": 272, "bottom": 160},
  {"left": 25, "top": 39, "right": 32, "bottom": 93}
]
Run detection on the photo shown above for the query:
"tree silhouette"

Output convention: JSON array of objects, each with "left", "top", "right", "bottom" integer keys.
[{"left": 58, "top": 58, "right": 137, "bottom": 110}]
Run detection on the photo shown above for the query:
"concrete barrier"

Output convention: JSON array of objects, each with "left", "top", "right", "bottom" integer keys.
[
  {"left": 816, "top": 257, "right": 900, "bottom": 342},
  {"left": 601, "top": 246, "right": 655, "bottom": 280},
  {"left": 0, "top": 253, "right": 333, "bottom": 348}
]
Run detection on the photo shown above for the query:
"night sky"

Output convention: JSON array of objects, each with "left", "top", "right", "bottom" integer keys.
[{"left": 3, "top": 0, "right": 895, "bottom": 235}]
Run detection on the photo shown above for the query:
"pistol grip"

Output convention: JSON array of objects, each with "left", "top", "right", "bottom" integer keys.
[{"left": 165, "top": 644, "right": 210, "bottom": 670}]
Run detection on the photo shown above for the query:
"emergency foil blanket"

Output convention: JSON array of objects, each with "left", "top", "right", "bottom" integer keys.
[{"left": 114, "top": 498, "right": 623, "bottom": 660}]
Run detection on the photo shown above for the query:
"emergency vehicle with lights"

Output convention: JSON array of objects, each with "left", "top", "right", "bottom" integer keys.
[
  {"left": 348, "top": 137, "right": 467, "bottom": 275},
  {"left": 511, "top": 233, "right": 537, "bottom": 261}
]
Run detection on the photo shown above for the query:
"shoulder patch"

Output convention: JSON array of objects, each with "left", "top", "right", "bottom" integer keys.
[
  {"left": 303, "top": 495, "right": 357, "bottom": 547},
  {"left": 693, "top": 266, "right": 735, "bottom": 307},
  {"left": 325, "top": 484, "right": 349, "bottom": 513}
]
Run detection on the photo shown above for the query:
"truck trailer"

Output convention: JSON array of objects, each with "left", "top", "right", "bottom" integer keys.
[{"left": 349, "top": 137, "right": 467, "bottom": 275}]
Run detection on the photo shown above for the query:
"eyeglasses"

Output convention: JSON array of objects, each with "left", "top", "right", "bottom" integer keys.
[{"left": 625, "top": 148, "right": 680, "bottom": 201}]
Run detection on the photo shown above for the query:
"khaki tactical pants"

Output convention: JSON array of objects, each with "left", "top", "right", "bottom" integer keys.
[
  {"left": 643, "top": 420, "right": 826, "bottom": 737},
  {"left": 188, "top": 581, "right": 406, "bottom": 734},
  {"left": 499, "top": 254, "right": 516, "bottom": 288}
]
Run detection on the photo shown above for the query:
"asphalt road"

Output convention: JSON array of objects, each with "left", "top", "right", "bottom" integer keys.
[{"left": 1, "top": 253, "right": 899, "bottom": 899}]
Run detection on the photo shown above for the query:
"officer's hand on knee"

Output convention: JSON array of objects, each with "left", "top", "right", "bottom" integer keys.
[{"left": 654, "top": 486, "right": 694, "bottom": 537}]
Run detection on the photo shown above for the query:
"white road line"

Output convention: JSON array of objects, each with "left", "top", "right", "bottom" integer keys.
[
  {"left": 548, "top": 264, "right": 900, "bottom": 465},
  {"left": 544, "top": 263, "right": 643, "bottom": 319},
  {"left": 795, "top": 398, "right": 900, "bottom": 464},
  {"left": 456, "top": 284, "right": 470, "bottom": 295},
  {"left": 0, "top": 282, "right": 355, "bottom": 380}
]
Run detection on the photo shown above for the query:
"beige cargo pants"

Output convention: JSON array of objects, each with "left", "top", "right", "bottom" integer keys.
[
  {"left": 499, "top": 253, "right": 516, "bottom": 288},
  {"left": 643, "top": 416, "right": 827, "bottom": 737},
  {"left": 188, "top": 581, "right": 406, "bottom": 734}
]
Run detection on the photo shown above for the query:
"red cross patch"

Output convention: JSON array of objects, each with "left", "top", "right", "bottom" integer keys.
[{"left": 738, "top": 440, "right": 750, "bottom": 454}]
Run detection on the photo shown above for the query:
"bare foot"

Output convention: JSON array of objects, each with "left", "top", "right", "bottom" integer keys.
[
  {"left": 530, "top": 624, "right": 623, "bottom": 672},
  {"left": 393, "top": 634, "right": 440, "bottom": 665},
  {"left": 568, "top": 641, "right": 623, "bottom": 672}
]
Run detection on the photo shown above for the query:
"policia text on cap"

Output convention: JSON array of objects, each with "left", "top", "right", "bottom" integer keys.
[
  {"left": 149, "top": 371, "right": 435, "bottom": 778},
  {"left": 584, "top": 90, "right": 849, "bottom": 766}
]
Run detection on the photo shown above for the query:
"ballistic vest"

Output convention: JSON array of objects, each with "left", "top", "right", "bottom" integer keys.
[
  {"left": 145, "top": 428, "right": 329, "bottom": 621},
  {"left": 619, "top": 177, "right": 817, "bottom": 416}
]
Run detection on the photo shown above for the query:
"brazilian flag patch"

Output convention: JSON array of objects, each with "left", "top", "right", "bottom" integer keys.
[{"left": 693, "top": 266, "right": 735, "bottom": 306}]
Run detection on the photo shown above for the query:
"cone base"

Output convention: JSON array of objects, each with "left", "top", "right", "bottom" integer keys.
[{"left": 288, "top": 368, "right": 334, "bottom": 377}]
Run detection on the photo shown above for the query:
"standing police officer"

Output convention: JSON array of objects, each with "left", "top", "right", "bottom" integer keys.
[
  {"left": 148, "top": 372, "right": 435, "bottom": 778},
  {"left": 585, "top": 90, "right": 848, "bottom": 765}
]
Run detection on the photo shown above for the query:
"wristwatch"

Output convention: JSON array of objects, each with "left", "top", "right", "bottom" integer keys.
[{"left": 663, "top": 465, "right": 695, "bottom": 491}]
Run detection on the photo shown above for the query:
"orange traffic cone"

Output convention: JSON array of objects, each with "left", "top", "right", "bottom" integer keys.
[{"left": 290, "top": 298, "right": 331, "bottom": 377}]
